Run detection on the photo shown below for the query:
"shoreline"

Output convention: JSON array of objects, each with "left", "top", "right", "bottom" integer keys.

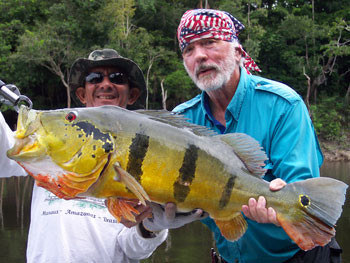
[{"left": 320, "top": 140, "right": 350, "bottom": 162}]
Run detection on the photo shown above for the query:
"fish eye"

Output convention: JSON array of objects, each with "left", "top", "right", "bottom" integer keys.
[{"left": 65, "top": 112, "right": 77, "bottom": 122}]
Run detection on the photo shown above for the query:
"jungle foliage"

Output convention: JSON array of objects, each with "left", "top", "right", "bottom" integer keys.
[{"left": 0, "top": 0, "right": 349, "bottom": 142}]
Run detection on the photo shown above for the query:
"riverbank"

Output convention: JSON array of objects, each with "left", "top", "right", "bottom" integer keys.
[{"left": 320, "top": 140, "right": 350, "bottom": 162}]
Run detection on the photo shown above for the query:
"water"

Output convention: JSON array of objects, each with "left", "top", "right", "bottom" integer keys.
[
  {"left": 0, "top": 162, "right": 349, "bottom": 263},
  {"left": 319, "top": 162, "right": 350, "bottom": 262},
  {"left": 0, "top": 176, "right": 33, "bottom": 262}
]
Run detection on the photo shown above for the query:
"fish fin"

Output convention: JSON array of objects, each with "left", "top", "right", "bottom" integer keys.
[
  {"left": 217, "top": 133, "right": 267, "bottom": 177},
  {"left": 277, "top": 213, "right": 335, "bottom": 251},
  {"left": 106, "top": 197, "right": 140, "bottom": 222},
  {"left": 278, "top": 177, "right": 348, "bottom": 251},
  {"left": 296, "top": 177, "right": 347, "bottom": 226},
  {"left": 113, "top": 163, "right": 150, "bottom": 206},
  {"left": 214, "top": 213, "right": 248, "bottom": 241},
  {"left": 32, "top": 172, "right": 85, "bottom": 199},
  {"left": 35, "top": 176, "right": 78, "bottom": 200},
  {"left": 135, "top": 110, "right": 217, "bottom": 136}
]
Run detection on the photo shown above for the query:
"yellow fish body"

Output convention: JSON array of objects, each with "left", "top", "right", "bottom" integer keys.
[{"left": 7, "top": 105, "right": 348, "bottom": 251}]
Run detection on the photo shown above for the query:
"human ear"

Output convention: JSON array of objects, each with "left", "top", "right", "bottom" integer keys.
[
  {"left": 234, "top": 47, "right": 243, "bottom": 60},
  {"left": 75, "top": 87, "right": 87, "bottom": 105},
  {"left": 127, "top": 88, "right": 140, "bottom": 105}
]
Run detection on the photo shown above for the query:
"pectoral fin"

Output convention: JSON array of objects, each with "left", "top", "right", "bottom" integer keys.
[
  {"left": 106, "top": 197, "right": 140, "bottom": 222},
  {"left": 214, "top": 213, "right": 248, "bottom": 241},
  {"left": 113, "top": 163, "right": 150, "bottom": 206}
]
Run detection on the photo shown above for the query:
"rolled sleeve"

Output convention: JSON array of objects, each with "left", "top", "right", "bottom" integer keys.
[{"left": 117, "top": 226, "right": 167, "bottom": 260}]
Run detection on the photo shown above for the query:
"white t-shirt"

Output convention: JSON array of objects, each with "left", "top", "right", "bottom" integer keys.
[
  {"left": 27, "top": 185, "right": 167, "bottom": 263},
  {"left": 0, "top": 112, "right": 26, "bottom": 177},
  {"left": 0, "top": 112, "right": 167, "bottom": 263}
]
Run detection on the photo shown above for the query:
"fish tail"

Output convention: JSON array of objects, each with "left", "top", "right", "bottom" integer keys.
[{"left": 277, "top": 177, "right": 348, "bottom": 251}]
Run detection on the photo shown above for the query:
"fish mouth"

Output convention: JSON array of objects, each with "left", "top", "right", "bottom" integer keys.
[
  {"left": 7, "top": 134, "right": 45, "bottom": 162},
  {"left": 7, "top": 107, "right": 44, "bottom": 162}
]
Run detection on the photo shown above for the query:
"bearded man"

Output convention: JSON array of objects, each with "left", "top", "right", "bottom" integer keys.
[{"left": 173, "top": 9, "right": 342, "bottom": 263}]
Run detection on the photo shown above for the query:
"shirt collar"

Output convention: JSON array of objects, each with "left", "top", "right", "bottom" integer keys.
[
  {"left": 202, "top": 92, "right": 226, "bottom": 133},
  {"left": 200, "top": 67, "right": 250, "bottom": 123},
  {"left": 226, "top": 67, "right": 249, "bottom": 121}
]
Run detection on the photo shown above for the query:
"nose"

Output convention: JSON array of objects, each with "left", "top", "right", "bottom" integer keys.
[
  {"left": 192, "top": 45, "right": 208, "bottom": 63},
  {"left": 99, "top": 75, "right": 113, "bottom": 90}
]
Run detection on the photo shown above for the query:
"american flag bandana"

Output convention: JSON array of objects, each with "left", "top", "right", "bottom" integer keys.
[{"left": 177, "top": 9, "right": 261, "bottom": 73}]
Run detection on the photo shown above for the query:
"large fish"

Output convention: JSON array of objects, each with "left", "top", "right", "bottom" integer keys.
[{"left": 7, "top": 105, "right": 347, "bottom": 251}]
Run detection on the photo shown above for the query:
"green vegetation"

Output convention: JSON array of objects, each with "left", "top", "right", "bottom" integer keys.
[
  {"left": 0, "top": 0, "right": 349, "bottom": 144},
  {"left": 310, "top": 96, "right": 350, "bottom": 147}
]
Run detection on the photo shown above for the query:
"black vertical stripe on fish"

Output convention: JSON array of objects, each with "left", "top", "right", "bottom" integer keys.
[
  {"left": 219, "top": 175, "right": 236, "bottom": 209},
  {"left": 126, "top": 133, "right": 149, "bottom": 182},
  {"left": 173, "top": 144, "right": 199, "bottom": 203}
]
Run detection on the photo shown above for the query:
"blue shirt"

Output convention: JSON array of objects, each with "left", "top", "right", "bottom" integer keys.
[{"left": 173, "top": 68, "right": 323, "bottom": 263}]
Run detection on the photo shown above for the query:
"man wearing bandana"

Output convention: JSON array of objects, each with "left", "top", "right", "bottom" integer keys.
[{"left": 172, "top": 9, "right": 342, "bottom": 263}]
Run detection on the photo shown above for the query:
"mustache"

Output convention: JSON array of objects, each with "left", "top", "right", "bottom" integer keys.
[{"left": 195, "top": 64, "right": 219, "bottom": 77}]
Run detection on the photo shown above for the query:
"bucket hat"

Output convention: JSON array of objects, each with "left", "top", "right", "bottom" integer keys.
[{"left": 69, "top": 49, "right": 146, "bottom": 109}]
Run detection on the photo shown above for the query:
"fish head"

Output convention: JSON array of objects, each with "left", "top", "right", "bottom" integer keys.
[{"left": 7, "top": 106, "right": 115, "bottom": 199}]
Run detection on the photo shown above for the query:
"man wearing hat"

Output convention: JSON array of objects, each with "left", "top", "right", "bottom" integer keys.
[
  {"left": 69, "top": 48, "right": 146, "bottom": 110},
  {"left": 25, "top": 49, "right": 205, "bottom": 263},
  {"left": 173, "top": 9, "right": 341, "bottom": 263}
]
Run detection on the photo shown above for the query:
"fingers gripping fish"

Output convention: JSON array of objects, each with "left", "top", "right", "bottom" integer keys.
[{"left": 7, "top": 105, "right": 348, "bottom": 251}]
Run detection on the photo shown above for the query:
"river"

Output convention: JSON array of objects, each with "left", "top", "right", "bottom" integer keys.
[{"left": 0, "top": 162, "right": 349, "bottom": 263}]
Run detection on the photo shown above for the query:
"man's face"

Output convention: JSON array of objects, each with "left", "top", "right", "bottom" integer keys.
[
  {"left": 182, "top": 39, "right": 241, "bottom": 92},
  {"left": 75, "top": 66, "right": 140, "bottom": 108}
]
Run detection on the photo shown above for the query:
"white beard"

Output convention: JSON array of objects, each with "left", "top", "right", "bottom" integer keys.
[{"left": 184, "top": 44, "right": 238, "bottom": 92}]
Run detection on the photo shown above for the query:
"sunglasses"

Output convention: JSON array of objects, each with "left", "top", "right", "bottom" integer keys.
[{"left": 85, "top": 72, "right": 128, "bottom": 85}]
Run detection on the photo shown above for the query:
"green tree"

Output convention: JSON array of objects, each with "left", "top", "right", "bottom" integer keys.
[
  {"left": 10, "top": 0, "right": 106, "bottom": 108},
  {"left": 97, "top": 0, "right": 136, "bottom": 49}
]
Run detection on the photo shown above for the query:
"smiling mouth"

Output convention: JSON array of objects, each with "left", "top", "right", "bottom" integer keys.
[{"left": 96, "top": 95, "right": 117, "bottom": 100}]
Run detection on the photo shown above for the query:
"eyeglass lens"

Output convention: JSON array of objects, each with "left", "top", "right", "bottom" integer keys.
[{"left": 86, "top": 72, "right": 127, "bottom": 85}]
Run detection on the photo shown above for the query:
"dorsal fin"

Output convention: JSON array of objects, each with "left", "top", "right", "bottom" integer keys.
[
  {"left": 217, "top": 133, "right": 267, "bottom": 177},
  {"left": 135, "top": 110, "right": 217, "bottom": 137}
]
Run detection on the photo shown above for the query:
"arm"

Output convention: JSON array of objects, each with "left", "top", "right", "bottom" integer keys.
[
  {"left": 117, "top": 200, "right": 206, "bottom": 259},
  {"left": 115, "top": 199, "right": 168, "bottom": 260},
  {"left": 142, "top": 202, "right": 208, "bottom": 232},
  {"left": 118, "top": 200, "right": 206, "bottom": 231},
  {"left": 109, "top": 193, "right": 206, "bottom": 259},
  {"left": 0, "top": 112, "right": 26, "bottom": 178}
]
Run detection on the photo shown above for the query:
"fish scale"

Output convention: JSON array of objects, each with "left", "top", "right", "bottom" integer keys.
[{"left": 7, "top": 105, "right": 348, "bottom": 251}]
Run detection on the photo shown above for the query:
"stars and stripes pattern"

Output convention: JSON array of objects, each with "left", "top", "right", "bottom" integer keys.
[{"left": 177, "top": 9, "right": 261, "bottom": 73}]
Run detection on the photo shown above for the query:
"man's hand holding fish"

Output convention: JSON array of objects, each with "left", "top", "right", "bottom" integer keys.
[{"left": 242, "top": 178, "right": 287, "bottom": 226}]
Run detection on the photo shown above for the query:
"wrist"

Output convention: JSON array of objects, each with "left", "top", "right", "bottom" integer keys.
[{"left": 138, "top": 221, "right": 159, "bottom": 238}]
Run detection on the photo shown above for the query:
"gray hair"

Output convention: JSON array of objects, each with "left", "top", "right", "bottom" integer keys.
[{"left": 230, "top": 40, "right": 245, "bottom": 68}]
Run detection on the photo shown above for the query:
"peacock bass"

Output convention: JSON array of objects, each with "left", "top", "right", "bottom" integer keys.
[{"left": 7, "top": 105, "right": 347, "bottom": 251}]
